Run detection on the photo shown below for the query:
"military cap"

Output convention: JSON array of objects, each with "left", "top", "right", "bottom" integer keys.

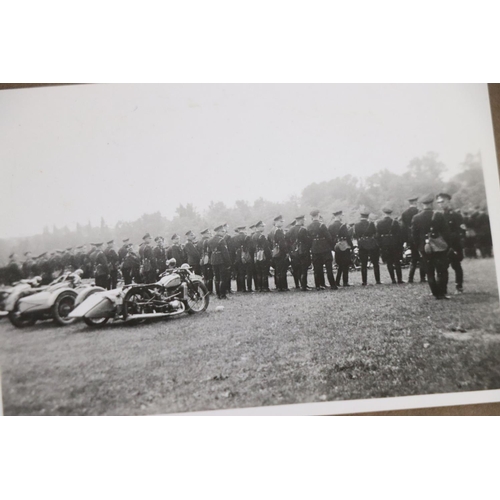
[
  {"left": 360, "top": 211, "right": 370, "bottom": 218},
  {"left": 237, "top": 226, "right": 246, "bottom": 231},
  {"left": 76, "top": 245, "right": 84, "bottom": 249},
  {"left": 122, "top": 238, "right": 130, "bottom": 243},
  {"left": 295, "top": 215, "right": 305, "bottom": 220},
  {"left": 200, "top": 228, "right": 210, "bottom": 235},
  {"left": 95, "top": 243, "right": 103, "bottom": 247},
  {"left": 8, "top": 253, "right": 15, "bottom": 258},
  {"left": 286, "top": 220, "right": 297, "bottom": 228},
  {"left": 249, "top": 224, "right": 256, "bottom": 230},
  {"left": 90, "top": 243, "right": 97, "bottom": 247},
  {"left": 106, "top": 240, "right": 114, "bottom": 245},
  {"left": 171, "top": 233, "right": 179, "bottom": 240},
  {"left": 255, "top": 221, "right": 264, "bottom": 228},
  {"left": 56, "top": 249, "right": 64, "bottom": 254},
  {"left": 408, "top": 196, "right": 419, "bottom": 203},
  {"left": 333, "top": 210, "right": 343, "bottom": 216},
  {"left": 154, "top": 236, "right": 164, "bottom": 242},
  {"left": 185, "top": 230, "right": 194, "bottom": 237},
  {"left": 273, "top": 215, "right": 283, "bottom": 222},
  {"left": 420, "top": 193, "right": 435, "bottom": 204},
  {"left": 310, "top": 209, "right": 320, "bottom": 217},
  {"left": 436, "top": 192, "right": 452, "bottom": 201},
  {"left": 382, "top": 207, "right": 393, "bottom": 214},
  {"left": 24, "top": 251, "right": 31, "bottom": 256},
  {"left": 143, "top": 233, "right": 151, "bottom": 240},
  {"left": 38, "top": 252, "right": 47, "bottom": 258},
  {"left": 214, "top": 225, "right": 224, "bottom": 232},
  {"left": 66, "top": 247, "right": 73, "bottom": 251}
]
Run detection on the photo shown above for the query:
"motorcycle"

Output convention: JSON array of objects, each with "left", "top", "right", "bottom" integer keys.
[
  {"left": 69, "top": 260, "right": 209, "bottom": 327},
  {"left": 5, "top": 270, "right": 96, "bottom": 328}
]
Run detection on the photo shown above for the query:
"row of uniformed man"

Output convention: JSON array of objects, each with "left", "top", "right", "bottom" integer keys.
[{"left": 2, "top": 193, "right": 492, "bottom": 299}]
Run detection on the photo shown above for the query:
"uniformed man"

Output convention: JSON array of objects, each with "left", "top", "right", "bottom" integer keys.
[
  {"left": 223, "top": 223, "right": 234, "bottom": 293},
  {"left": 73, "top": 245, "right": 85, "bottom": 272},
  {"left": 139, "top": 233, "right": 155, "bottom": 283},
  {"left": 93, "top": 243, "right": 110, "bottom": 288},
  {"left": 436, "top": 192, "right": 465, "bottom": 293},
  {"left": 167, "top": 234, "right": 186, "bottom": 266},
  {"left": 118, "top": 238, "right": 130, "bottom": 265},
  {"left": 307, "top": 209, "right": 337, "bottom": 290},
  {"left": 462, "top": 211, "right": 477, "bottom": 258},
  {"left": 233, "top": 226, "right": 248, "bottom": 292},
  {"left": 252, "top": 221, "right": 272, "bottom": 292},
  {"left": 22, "top": 251, "right": 34, "bottom": 279},
  {"left": 198, "top": 229, "right": 214, "bottom": 293},
  {"left": 329, "top": 211, "right": 352, "bottom": 287},
  {"left": 286, "top": 220, "right": 302, "bottom": 289},
  {"left": 401, "top": 196, "right": 426, "bottom": 283},
  {"left": 268, "top": 215, "right": 289, "bottom": 291},
  {"left": 475, "top": 207, "right": 493, "bottom": 258},
  {"left": 411, "top": 194, "right": 452, "bottom": 299},
  {"left": 153, "top": 236, "right": 167, "bottom": 279},
  {"left": 184, "top": 230, "right": 202, "bottom": 275},
  {"left": 376, "top": 207, "right": 404, "bottom": 284},
  {"left": 104, "top": 240, "right": 119, "bottom": 289},
  {"left": 50, "top": 250, "right": 63, "bottom": 279},
  {"left": 209, "top": 225, "right": 231, "bottom": 299},
  {"left": 353, "top": 211, "right": 381, "bottom": 286},
  {"left": 37, "top": 252, "right": 51, "bottom": 284},
  {"left": 122, "top": 243, "right": 141, "bottom": 285}
]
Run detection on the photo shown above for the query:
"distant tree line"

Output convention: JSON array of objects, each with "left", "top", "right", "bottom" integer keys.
[{"left": 0, "top": 152, "right": 488, "bottom": 262}]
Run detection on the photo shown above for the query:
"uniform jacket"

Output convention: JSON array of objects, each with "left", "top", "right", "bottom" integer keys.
[
  {"left": 268, "top": 227, "right": 287, "bottom": 258},
  {"left": 22, "top": 259, "right": 34, "bottom": 278},
  {"left": 123, "top": 250, "right": 140, "bottom": 270},
  {"left": 153, "top": 246, "right": 167, "bottom": 273},
  {"left": 401, "top": 206, "right": 419, "bottom": 243},
  {"left": 94, "top": 250, "right": 109, "bottom": 277},
  {"left": 328, "top": 221, "right": 352, "bottom": 249},
  {"left": 209, "top": 235, "right": 231, "bottom": 266},
  {"left": 442, "top": 209, "right": 464, "bottom": 251},
  {"left": 411, "top": 208, "right": 451, "bottom": 254},
  {"left": 104, "top": 247, "right": 119, "bottom": 271},
  {"left": 166, "top": 244, "right": 186, "bottom": 266},
  {"left": 118, "top": 245, "right": 129, "bottom": 263},
  {"left": 376, "top": 216, "right": 402, "bottom": 247},
  {"left": 252, "top": 232, "right": 272, "bottom": 261},
  {"left": 307, "top": 220, "right": 332, "bottom": 254},
  {"left": 354, "top": 219, "right": 377, "bottom": 239},
  {"left": 184, "top": 241, "right": 201, "bottom": 266},
  {"left": 232, "top": 233, "right": 247, "bottom": 263}
]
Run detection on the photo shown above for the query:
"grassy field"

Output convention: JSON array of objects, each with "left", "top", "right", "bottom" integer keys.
[{"left": 1, "top": 258, "right": 500, "bottom": 415}]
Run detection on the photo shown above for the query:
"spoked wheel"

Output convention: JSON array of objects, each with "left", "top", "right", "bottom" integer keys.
[
  {"left": 123, "top": 288, "right": 152, "bottom": 320},
  {"left": 84, "top": 316, "right": 110, "bottom": 327},
  {"left": 185, "top": 282, "right": 209, "bottom": 314},
  {"left": 52, "top": 291, "right": 77, "bottom": 326},
  {"left": 8, "top": 301, "right": 36, "bottom": 328}
]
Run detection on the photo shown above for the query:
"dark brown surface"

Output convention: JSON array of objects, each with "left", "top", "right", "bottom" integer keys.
[{"left": 1, "top": 82, "right": 499, "bottom": 415}]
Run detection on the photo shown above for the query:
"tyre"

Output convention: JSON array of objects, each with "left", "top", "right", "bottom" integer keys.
[
  {"left": 83, "top": 316, "right": 110, "bottom": 327},
  {"left": 185, "top": 282, "right": 209, "bottom": 314},
  {"left": 52, "top": 290, "right": 77, "bottom": 326},
  {"left": 8, "top": 301, "right": 36, "bottom": 328},
  {"left": 123, "top": 288, "right": 151, "bottom": 319}
]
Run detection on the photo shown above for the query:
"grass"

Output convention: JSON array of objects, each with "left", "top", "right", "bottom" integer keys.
[{"left": 1, "top": 259, "right": 500, "bottom": 415}]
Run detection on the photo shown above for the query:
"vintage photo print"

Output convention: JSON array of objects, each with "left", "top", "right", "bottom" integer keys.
[{"left": 0, "top": 83, "right": 499, "bottom": 415}]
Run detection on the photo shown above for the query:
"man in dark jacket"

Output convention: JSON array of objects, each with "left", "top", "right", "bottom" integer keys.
[
  {"left": 7, "top": 253, "right": 23, "bottom": 285},
  {"left": 329, "top": 210, "right": 352, "bottom": 287},
  {"left": 268, "top": 215, "right": 289, "bottom": 291},
  {"left": 286, "top": 220, "right": 301, "bottom": 290},
  {"left": 252, "top": 221, "right": 272, "bottom": 292},
  {"left": 166, "top": 234, "right": 186, "bottom": 267},
  {"left": 233, "top": 226, "right": 248, "bottom": 292},
  {"left": 93, "top": 243, "right": 110, "bottom": 288},
  {"left": 209, "top": 225, "right": 231, "bottom": 299},
  {"left": 412, "top": 194, "right": 452, "bottom": 299},
  {"left": 22, "top": 251, "right": 35, "bottom": 279},
  {"left": 104, "top": 240, "right": 119, "bottom": 289},
  {"left": 307, "top": 209, "right": 337, "bottom": 291},
  {"left": 401, "top": 196, "right": 426, "bottom": 283},
  {"left": 376, "top": 207, "right": 404, "bottom": 284},
  {"left": 139, "top": 233, "right": 156, "bottom": 283},
  {"left": 184, "top": 230, "right": 202, "bottom": 275},
  {"left": 353, "top": 211, "right": 381, "bottom": 286},
  {"left": 198, "top": 229, "right": 213, "bottom": 293},
  {"left": 122, "top": 243, "right": 141, "bottom": 285},
  {"left": 153, "top": 236, "right": 167, "bottom": 280},
  {"left": 436, "top": 193, "right": 465, "bottom": 293}
]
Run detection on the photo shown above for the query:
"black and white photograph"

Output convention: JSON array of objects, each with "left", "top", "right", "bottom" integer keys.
[{"left": 0, "top": 83, "right": 499, "bottom": 415}]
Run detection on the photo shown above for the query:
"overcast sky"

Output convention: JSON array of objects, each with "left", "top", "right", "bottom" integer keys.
[{"left": 0, "top": 83, "right": 494, "bottom": 239}]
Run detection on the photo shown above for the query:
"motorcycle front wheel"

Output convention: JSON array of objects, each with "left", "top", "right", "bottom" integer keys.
[
  {"left": 84, "top": 316, "right": 110, "bottom": 327},
  {"left": 8, "top": 301, "right": 36, "bottom": 328},
  {"left": 185, "top": 282, "right": 209, "bottom": 314},
  {"left": 52, "top": 290, "right": 78, "bottom": 326}
]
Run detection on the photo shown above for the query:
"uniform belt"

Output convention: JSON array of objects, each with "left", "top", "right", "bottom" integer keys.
[{"left": 313, "top": 237, "right": 325, "bottom": 241}]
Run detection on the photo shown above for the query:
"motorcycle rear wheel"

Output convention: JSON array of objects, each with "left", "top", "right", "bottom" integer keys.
[
  {"left": 123, "top": 288, "right": 152, "bottom": 319},
  {"left": 8, "top": 302, "right": 37, "bottom": 328},
  {"left": 185, "top": 282, "right": 209, "bottom": 314},
  {"left": 84, "top": 316, "right": 110, "bottom": 327},
  {"left": 52, "top": 291, "right": 77, "bottom": 326}
]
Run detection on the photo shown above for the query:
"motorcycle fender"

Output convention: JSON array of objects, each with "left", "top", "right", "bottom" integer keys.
[
  {"left": 75, "top": 286, "right": 107, "bottom": 307},
  {"left": 68, "top": 294, "right": 116, "bottom": 319},
  {"left": 3, "top": 284, "right": 31, "bottom": 312},
  {"left": 191, "top": 274, "right": 204, "bottom": 283},
  {"left": 17, "top": 290, "right": 53, "bottom": 314}
]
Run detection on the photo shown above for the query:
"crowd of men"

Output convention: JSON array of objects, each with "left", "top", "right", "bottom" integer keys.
[{"left": 0, "top": 193, "right": 493, "bottom": 301}]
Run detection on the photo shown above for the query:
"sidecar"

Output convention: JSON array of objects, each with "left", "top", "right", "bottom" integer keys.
[
  {"left": 5, "top": 270, "right": 91, "bottom": 328},
  {"left": 69, "top": 287, "right": 125, "bottom": 327}
]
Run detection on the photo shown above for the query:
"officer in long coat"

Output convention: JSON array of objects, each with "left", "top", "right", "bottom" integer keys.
[
  {"left": 93, "top": 243, "right": 110, "bottom": 288},
  {"left": 198, "top": 229, "right": 213, "bottom": 293},
  {"left": 376, "top": 207, "right": 404, "bottom": 284},
  {"left": 209, "top": 225, "right": 231, "bottom": 299},
  {"left": 118, "top": 238, "right": 130, "bottom": 265},
  {"left": 121, "top": 243, "right": 141, "bottom": 285},
  {"left": 329, "top": 210, "right": 352, "bottom": 287},
  {"left": 104, "top": 240, "right": 119, "bottom": 289},
  {"left": 307, "top": 209, "right": 337, "bottom": 290},
  {"left": 232, "top": 226, "right": 248, "bottom": 292},
  {"left": 252, "top": 221, "right": 272, "bottom": 292},
  {"left": 353, "top": 211, "right": 381, "bottom": 285},
  {"left": 153, "top": 236, "right": 167, "bottom": 280},
  {"left": 436, "top": 192, "right": 465, "bottom": 293},
  {"left": 401, "top": 196, "right": 426, "bottom": 283},
  {"left": 286, "top": 220, "right": 302, "bottom": 289},
  {"left": 268, "top": 215, "right": 289, "bottom": 291},
  {"left": 222, "top": 224, "right": 234, "bottom": 293},
  {"left": 139, "top": 233, "right": 156, "bottom": 283},
  {"left": 184, "top": 230, "right": 202, "bottom": 275},
  {"left": 411, "top": 194, "right": 452, "bottom": 299},
  {"left": 293, "top": 216, "right": 311, "bottom": 291}
]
